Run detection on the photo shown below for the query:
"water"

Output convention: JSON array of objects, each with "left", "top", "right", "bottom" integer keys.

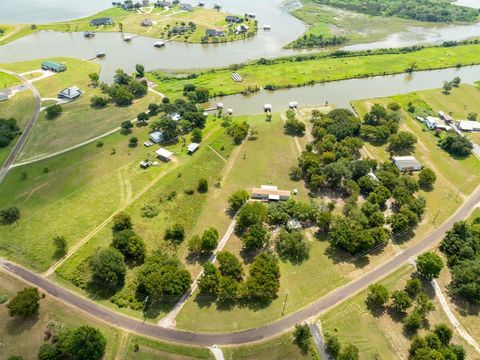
[
  {"left": 455, "top": 0, "right": 480, "bottom": 8},
  {"left": 207, "top": 65, "right": 480, "bottom": 115}
]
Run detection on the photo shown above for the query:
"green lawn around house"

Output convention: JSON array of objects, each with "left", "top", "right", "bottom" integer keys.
[
  {"left": 0, "top": 5, "right": 257, "bottom": 46},
  {"left": 321, "top": 265, "right": 477, "bottom": 359},
  {"left": 0, "top": 71, "right": 20, "bottom": 89},
  {"left": 222, "top": 332, "right": 315, "bottom": 360},
  {"left": 0, "top": 90, "right": 35, "bottom": 166},
  {"left": 151, "top": 43, "right": 480, "bottom": 99},
  {"left": 0, "top": 271, "right": 122, "bottom": 360}
]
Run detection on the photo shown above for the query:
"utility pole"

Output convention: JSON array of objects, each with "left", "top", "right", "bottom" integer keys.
[{"left": 282, "top": 289, "right": 289, "bottom": 317}]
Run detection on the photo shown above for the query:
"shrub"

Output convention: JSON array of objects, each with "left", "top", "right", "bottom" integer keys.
[{"left": 46, "top": 104, "right": 63, "bottom": 119}]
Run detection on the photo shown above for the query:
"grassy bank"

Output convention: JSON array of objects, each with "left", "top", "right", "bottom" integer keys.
[
  {"left": 0, "top": 71, "right": 20, "bottom": 89},
  {"left": 0, "top": 5, "right": 257, "bottom": 46},
  {"left": 151, "top": 43, "right": 480, "bottom": 99}
]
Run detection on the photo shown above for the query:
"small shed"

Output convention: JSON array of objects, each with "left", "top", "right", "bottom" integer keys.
[
  {"left": 156, "top": 148, "right": 174, "bottom": 161},
  {"left": 41, "top": 61, "right": 66, "bottom": 72},
  {"left": 393, "top": 156, "right": 422, "bottom": 172},
  {"left": 149, "top": 131, "right": 164, "bottom": 143},
  {"left": 58, "top": 86, "right": 83, "bottom": 99},
  {"left": 141, "top": 19, "right": 154, "bottom": 27},
  {"left": 187, "top": 143, "right": 199, "bottom": 154},
  {"left": 168, "top": 113, "right": 182, "bottom": 121},
  {"left": 179, "top": 3, "right": 193, "bottom": 11}
]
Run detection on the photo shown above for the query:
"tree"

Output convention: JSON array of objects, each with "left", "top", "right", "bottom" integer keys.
[
  {"left": 228, "top": 189, "right": 250, "bottom": 213},
  {"left": 90, "top": 95, "right": 108, "bottom": 108},
  {"left": 366, "top": 283, "right": 389, "bottom": 307},
  {"left": 275, "top": 230, "right": 309, "bottom": 263},
  {"left": 7, "top": 287, "right": 41, "bottom": 318},
  {"left": 442, "top": 81, "right": 452, "bottom": 94},
  {"left": 151, "top": 117, "right": 178, "bottom": 142},
  {"left": 137, "top": 112, "right": 149, "bottom": 124},
  {"left": 284, "top": 118, "right": 306, "bottom": 136},
  {"left": 449, "top": 259, "right": 480, "bottom": 304},
  {"left": 200, "top": 227, "right": 219, "bottom": 252},
  {"left": 164, "top": 223, "right": 185, "bottom": 243},
  {"left": 404, "top": 308, "right": 423, "bottom": 333},
  {"left": 439, "top": 134, "right": 473, "bottom": 157},
  {"left": 198, "top": 263, "right": 221, "bottom": 295},
  {"left": 46, "top": 104, "right": 63, "bottom": 119},
  {"left": 0, "top": 206, "right": 20, "bottom": 224},
  {"left": 53, "top": 235, "right": 68, "bottom": 257},
  {"left": 242, "top": 223, "right": 269, "bottom": 250},
  {"left": 387, "top": 131, "right": 417, "bottom": 154},
  {"left": 452, "top": 76, "right": 461, "bottom": 87},
  {"left": 339, "top": 344, "right": 359, "bottom": 360},
  {"left": 217, "top": 251, "right": 243, "bottom": 281},
  {"left": 416, "top": 252, "right": 444, "bottom": 280},
  {"left": 128, "top": 79, "right": 148, "bottom": 98},
  {"left": 60, "top": 325, "right": 106, "bottom": 360},
  {"left": 188, "top": 235, "right": 203, "bottom": 253},
  {"left": 197, "top": 178, "right": 208, "bottom": 193},
  {"left": 129, "top": 136, "right": 138, "bottom": 147},
  {"left": 236, "top": 202, "right": 268, "bottom": 230},
  {"left": 89, "top": 248, "right": 126, "bottom": 288},
  {"left": 88, "top": 72, "right": 100, "bottom": 87},
  {"left": 388, "top": 213, "right": 410, "bottom": 234},
  {"left": 112, "top": 212, "right": 132, "bottom": 232},
  {"left": 245, "top": 253, "right": 280, "bottom": 302},
  {"left": 391, "top": 290, "right": 412, "bottom": 313},
  {"left": 325, "top": 332, "right": 341, "bottom": 359},
  {"left": 227, "top": 121, "right": 249, "bottom": 144},
  {"left": 135, "top": 64, "right": 145, "bottom": 78},
  {"left": 405, "top": 278, "right": 422, "bottom": 298},
  {"left": 114, "top": 69, "right": 131, "bottom": 85},
  {"left": 191, "top": 128, "right": 202, "bottom": 143},
  {"left": 120, "top": 120, "right": 134, "bottom": 135},
  {"left": 217, "top": 276, "right": 240, "bottom": 303},
  {"left": 148, "top": 103, "right": 159, "bottom": 116},
  {"left": 418, "top": 168, "right": 436, "bottom": 189},
  {"left": 293, "top": 324, "right": 312, "bottom": 353},
  {"left": 112, "top": 86, "right": 135, "bottom": 106},
  {"left": 111, "top": 229, "right": 146, "bottom": 263},
  {"left": 434, "top": 323, "right": 453, "bottom": 346},
  {"left": 38, "top": 344, "right": 61, "bottom": 360}
]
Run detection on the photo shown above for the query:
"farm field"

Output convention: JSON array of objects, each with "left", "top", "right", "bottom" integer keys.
[
  {"left": 0, "top": 90, "right": 35, "bottom": 166},
  {"left": 151, "top": 43, "right": 480, "bottom": 99},
  {"left": 321, "top": 265, "right": 478, "bottom": 359},
  {"left": 0, "top": 5, "right": 256, "bottom": 46}
]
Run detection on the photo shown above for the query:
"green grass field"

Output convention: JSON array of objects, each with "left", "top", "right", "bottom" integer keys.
[
  {"left": 125, "top": 336, "right": 213, "bottom": 359},
  {"left": 0, "top": 90, "right": 35, "bottom": 166},
  {"left": 151, "top": 43, "right": 480, "bottom": 99},
  {"left": 0, "top": 71, "right": 20, "bottom": 89},
  {"left": 321, "top": 265, "right": 477, "bottom": 359}
]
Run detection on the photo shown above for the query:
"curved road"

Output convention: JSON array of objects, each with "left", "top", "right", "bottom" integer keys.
[
  {"left": 0, "top": 69, "right": 41, "bottom": 182},
  {"left": 1, "top": 185, "right": 479, "bottom": 346}
]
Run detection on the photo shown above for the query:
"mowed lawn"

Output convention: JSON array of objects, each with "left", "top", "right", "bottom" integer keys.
[
  {"left": 0, "top": 271, "right": 122, "bottom": 360},
  {"left": 321, "top": 265, "right": 477, "bottom": 359},
  {"left": 222, "top": 332, "right": 315, "bottom": 360},
  {"left": 153, "top": 44, "right": 480, "bottom": 98},
  {"left": 175, "top": 114, "right": 349, "bottom": 332},
  {"left": 0, "top": 125, "right": 172, "bottom": 271},
  {"left": 352, "top": 95, "right": 480, "bottom": 244},
  {"left": 125, "top": 336, "right": 213, "bottom": 360},
  {"left": 0, "top": 90, "right": 35, "bottom": 166},
  {"left": 0, "top": 71, "right": 20, "bottom": 89}
]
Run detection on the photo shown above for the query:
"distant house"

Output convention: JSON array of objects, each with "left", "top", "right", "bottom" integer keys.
[
  {"left": 225, "top": 15, "right": 243, "bottom": 23},
  {"left": 41, "top": 61, "right": 66, "bottom": 72},
  {"left": 58, "top": 86, "right": 83, "bottom": 100},
  {"left": 179, "top": 3, "right": 193, "bottom": 11},
  {"left": 156, "top": 148, "right": 174, "bottom": 161},
  {"left": 149, "top": 131, "right": 164, "bottom": 143},
  {"left": 142, "top": 0, "right": 150, "bottom": 6},
  {"left": 251, "top": 185, "right": 290, "bottom": 201},
  {"left": 393, "top": 156, "right": 422, "bottom": 172},
  {"left": 172, "top": 26, "right": 188, "bottom": 34},
  {"left": 141, "top": 18, "right": 154, "bottom": 27},
  {"left": 425, "top": 116, "right": 451, "bottom": 131},
  {"left": 456, "top": 120, "right": 480, "bottom": 132},
  {"left": 205, "top": 29, "right": 225, "bottom": 37},
  {"left": 247, "top": 13, "right": 256, "bottom": 19},
  {"left": 187, "top": 143, "right": 199, "bottom": 154},
  {"left": 167, "top": 113, "right": 182, "bottom": 121},
  {"left": 155, "top": 1, "right": 172, "bottom": 7},
  {"left": 234, "top": 24, "right": 249, "bottom": 34},
  {"left": 438, "top": 111, "right": 454, "bottom": 123},
  {"left": 90, "top": 17, "right": 115, "bottom": 26}
]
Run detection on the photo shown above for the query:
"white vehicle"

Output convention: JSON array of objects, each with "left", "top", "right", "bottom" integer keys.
[
  {"left": 416, "top": 116, "right": 425, "bottom": 123},
  {"left": 143, "top": 141, "right": 153, "bottom": 147}
]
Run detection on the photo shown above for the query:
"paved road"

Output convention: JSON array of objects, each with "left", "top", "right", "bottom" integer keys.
[
  {"left": 1, "top": 184, "right": 479, "bottom": 346},
  {"left": 0, "top": 69, "right": 41, "bottom": 183}
]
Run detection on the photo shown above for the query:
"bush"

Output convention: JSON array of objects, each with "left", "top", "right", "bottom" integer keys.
[
  {"left": 90, "top": 95, "right": 109, "bottom": 108},
  {"left": 293, "top": 324, "right": 312, "bottom": 353},
  {"left": 111, "top": 229, "right": 146, "bottom": 263},
  {"left": 129, "top": 136, "right": 138, "bottom": 147},
  {"left": 228, "top": 189, "right": 250, "bottom": 213},
  {"left": 46, "top": 104, "right": 62, "bottom": 119},
  {"left": 89, "top": 248, "right": 126, "bottom": 288},
  {"left": 7, "top": 287, "right": 41, "bottom": 318},
  {"left": 0, "top": 206, "right": 20, "bottom": 224},
  {"left": 418, "top": 168, "right": 436, "bottom": 188},
  {"left": 416, "top": 252, "right": 444, "bottom": 280},
  {"left": 439, "top": 134, "right": 473, "bottom": 157},
  {"left": 366, "top": 283, "right": 389, "bottom": 307},
  {"left": 197, "top": 178, "right": 208, "bottom": 193},
  {"left": 164, "top": 223, "right": 185, "bottom": 243},
  {"left": 112, "top": 212, "right": 132, "bottom": 232}
]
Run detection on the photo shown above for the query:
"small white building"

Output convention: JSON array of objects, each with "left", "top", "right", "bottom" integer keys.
[
  {"left": 393, "top": 156, "right": 422, "bottom": 172},
  {"left": 156, "top": 148, "right": 174, "bottom": 161},
  {"left": 149, "top": 131, "right": 164, "bottom": 143},
  {"left": 251, "top": 185, "right": 290, "bottom": 201},
  {"left": 287, "top": 219, "right": 302, "bottom": 230},
  {"left": 456, "top": 120, "right": 480, "bottom": 132},
  {"left": 167, "top": 113, "right": 182, "bottom": 121},
  {"left": 187, "top": 143, "right": 199, "bottom": 154},
  {"left": 58, "top": 86, "right": 83, "bottom": 99}
]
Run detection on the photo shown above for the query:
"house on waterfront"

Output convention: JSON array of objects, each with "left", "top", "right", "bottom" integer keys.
[
  {"left": 187, "top": 143, "right": 199, "bottom": 154},
  {"left": 393, "top": 156, "right": 422, "bottom": 172},
  {"left": 149, "top": 131, "right": 164, "bottom": 143},
  {"left": 225, "top": 15, "right": 243, "bottom": 23},
  {"left": 155, "top": 1, "right": 172, "bottom": 7},
  {"left": 41, "top": 61, "right": 66, "bottom": 72},
  {"left": 456, "top": 120, "right": 480, "bottom": 132},
  {"left": 205, "top": 29, "right": 225, "bottom": 37},
  {"left": 251, "top": 185, "right": 291, "bottom": 201},
  {"left": 172, "top": 26, "right": 188, "bottom": 34},
  {"left": 90, "top": 17, "right": 115, "bottom": 26},
  {"left": 179, "top": 3, "right": 193, "bottom": 11},
  {"left": 234, "top": 24, "right": 249, "bottom": 34},
  {"left": 141, "top": 18, "right": 154, "bottom": 27},
  {"left": 58, "top": 86, "right": 83, "bottom": 100},
  {"left": 425, "top": 116, "right": 451, "bottom": 131},
  {"left": 156, "top": 148, "right": 174, "bottom": 161}
]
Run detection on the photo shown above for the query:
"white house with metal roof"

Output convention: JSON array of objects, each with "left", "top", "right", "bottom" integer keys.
[{"left": 392, "top": 156, "right": 422, "bottom": 172}]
